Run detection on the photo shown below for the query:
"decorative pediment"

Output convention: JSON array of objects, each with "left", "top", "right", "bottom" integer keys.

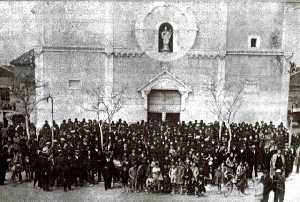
[{"left": 138, "top": 70, "right": 192, "bottom": 111}]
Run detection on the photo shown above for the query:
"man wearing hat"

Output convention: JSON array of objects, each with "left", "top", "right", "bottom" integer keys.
[
  {"left": 40, "top": 147, "right": 51, "bottom": 191},
  {"left": 259, "top": 170, "right": 273, "bottom": 202},
  {"left": 270, "top": 149, "right": 285, "bottom": 177},
  {"left": 103, "top": 153, "right": 114, "bottom": 190},
  {"left": 72, "top": 149, "right": 81, "bottom": 186},
  {"left": 273, "top": 169, "right": 285, "bottom": 202}
]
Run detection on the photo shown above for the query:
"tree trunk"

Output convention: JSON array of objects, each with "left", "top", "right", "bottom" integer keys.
[
  {"left": 99, "top": 122, "right": 104, "bottom": 151},
  {"left": 25, "top": 114, "right": 30, "bottom": 140},
  {"left": 108, "top": 118, "right": 112, "bottom": 132},
  {"left": 51, "top": 126, "right": 54, "bottom": 147},
  {"left": 218, "top": 119, "right": 223, "bottom": 140},
  {"left": 226, "top": 121, "right": 232, "bottom": 153}
]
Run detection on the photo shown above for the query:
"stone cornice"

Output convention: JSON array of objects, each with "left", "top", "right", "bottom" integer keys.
[
  {"left": 226, "top": 49, "right": 285, "bottom": 56},
  {"left": 42, "top": 46, "right": 105, "bottom": 53},
  {"left": 40, "top": 46, "right": 145, "bottom": 57},
  {"left": 106, "top": 48, "right": 145, "bottom": 57},
  {"left": 40, "top": 46, "right": 226, "bottom": 58},
  {"left": 187, "top": 50, "right": 226, "bottom": 59},
  {"left": 38, "top": 46, "right": 293, "bottom": 58}
]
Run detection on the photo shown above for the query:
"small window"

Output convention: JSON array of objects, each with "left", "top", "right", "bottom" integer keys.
[
  {"left": 68, "top": 80, "right": 81, "bottom": 89},
  {"left": 250, "top": 38, "right": 257, "bottom": 48},
  {"left": 248, "top": 35, "right": 260, "bottom": 49}
]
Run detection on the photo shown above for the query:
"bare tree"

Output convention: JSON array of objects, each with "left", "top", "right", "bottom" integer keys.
[
  {"left": 83, "top": 82, "right": 128, "bottom": 149},
  {"left": 10, "top": 71, "right": 46, "bottom": 139},
  {"left": 206, "top": 75, "right": 246, "bottom": 152}
]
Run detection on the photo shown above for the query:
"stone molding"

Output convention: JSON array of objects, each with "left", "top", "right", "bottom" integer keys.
[
  {"left": 138, "top": 70, "right": 192, "bottom": 111},
  {"left": 40, "top": 46, "right": 145, "bottom": 57},
  {"left": 187, "top": 50, "right": 226, "bottom": 59},
  {"left": 226, "top": 49, "right": 285, "bottom": 56},
  {"left": 42, "top": 46, "right": 105, "bottom": 53},
  {"left": 40, "top": 46, "right": 227, "bottom": 58},
  {"left": 38, "top": 46, "right": 293, "bottom": 58}
]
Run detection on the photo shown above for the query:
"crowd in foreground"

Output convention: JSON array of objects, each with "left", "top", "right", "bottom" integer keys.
[{"left": 0, "top": 119, "right": 300, "bottom": 201}]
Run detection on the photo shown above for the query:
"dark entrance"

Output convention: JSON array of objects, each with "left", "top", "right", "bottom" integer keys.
[
  {"left": 147, "top": 112, "right": 162, "bottom": 123},
  {"left": 166, "top": 113, "right": 180, "bottom": 124},
  {"left": 147, "top": 90, "right": 181, "bottom": 124}
]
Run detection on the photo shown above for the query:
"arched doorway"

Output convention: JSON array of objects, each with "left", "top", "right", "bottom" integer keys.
[{"left": 147, "top": 90, "right": 180, "bottom": 123}]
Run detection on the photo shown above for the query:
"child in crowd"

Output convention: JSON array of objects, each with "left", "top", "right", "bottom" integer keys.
[
  {"left": 176, "top": 160, "right": 185, "bottom": 194},
  {"left": 145, "top": 174, "right": 154, "bottom": 194},
  {"left": 169, "top": 163, "right": 177, "bottom": 194},
  {"left": 128, "top": 164, "right": 137, "bottom": 192},
  {"left": 121, "top": 164, "right": 129, "bottom": 192},
  {"left": 161, "top": 174, "right": 172, "bottom": 193},
  {"left": 214, "top": 164, "right": 224, "bottom": 193},
  {"left": 195, "top": 174, "right": 206, "bottom": 197},
  {"left": 152, "top": 162, "right": 161, "bottom": 192}
]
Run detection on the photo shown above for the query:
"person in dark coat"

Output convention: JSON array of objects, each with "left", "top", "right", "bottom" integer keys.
[
  {"left": 195, "top": 174, "right": 206, "bottom": 197},
  {"left": 103, "top": 154, "right": 114, "bottom": 190},
  {"left": 39, "top": 149, "right": 51, "bottom": 191},
  {"left": 0, "top": 148, "right": 9, "bottom": 185},
  {"left": 162, "top": 173, "right": 172, "bottom": 193},
  {"left": 62, "top": 154, "right": 72, "bottom": 192},
  {"left": 183, "top": 164, "right": 194, "bottom": 194},
  {"left": 88, "top": 148, "right": 98, "bottom": 185},
  {"left": 33, "top": 150, "right": 41, "bottom": 188},
  {"left": 54, "top": 151, "right": 64, "bottom": 186},
  {"left": 79, "top": 146, "right": 89, "bottom": 186},
  {"left": 97, "top": 149, "right": 105, "bottom": 183},
  {"left": 273, "top": 169, "right": 285, "bottom": 202},
  {"left": 260, "top": 170, "right": 273, "bottom": 202},
  {"left": 72, "top": 150, "right": 81, "bottom": 186}
]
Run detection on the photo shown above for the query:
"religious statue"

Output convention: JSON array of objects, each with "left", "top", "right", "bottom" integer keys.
[{"left": 160, "top": 26, "right": 172, "bottom": 52}]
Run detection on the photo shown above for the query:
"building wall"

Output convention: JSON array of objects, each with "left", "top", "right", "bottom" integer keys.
[
  {"left": 227, "top": 1, "right": 283, "bottom": 50},
  {"left": 285, "top": 2, "right": 300, "bottom": 114},
  {"left": 284, "top": 2, "right": 300, "bottom": 65},
  {"left": 0, "top": 0, "right": 296, "bottom": 127},
  {"left": 225, "top": 1, "right": 289, "bottom": 124},
  {"left": 36, "top": 51, "right": 106, "bottom": 124},
  {"left": 0, "top": 2, "right": 41, "bottom": 65}
]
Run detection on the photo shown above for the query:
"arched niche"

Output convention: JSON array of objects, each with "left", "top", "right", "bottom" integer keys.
[{"left": 158, "top": 22, "right": 173, "bottom": 53}]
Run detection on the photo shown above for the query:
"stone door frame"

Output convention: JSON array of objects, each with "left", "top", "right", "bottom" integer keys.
[{"left": 138, "top": 70, "right": 192, "bottom": 112}]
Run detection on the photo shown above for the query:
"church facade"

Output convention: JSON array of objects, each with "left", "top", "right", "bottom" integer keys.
[{"left": 2, "top": 1, "right": 299, "bottom": 126}]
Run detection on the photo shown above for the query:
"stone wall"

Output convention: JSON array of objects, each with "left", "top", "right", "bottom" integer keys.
[
  {"left": 36, "top": 51, "right": 106, "bottom": 125},
  {"left": 0, "top": 2, "right": 41, "bottom": 64},
  {"left": 0, "top": 0, "right": 295, "bottom": 126}
]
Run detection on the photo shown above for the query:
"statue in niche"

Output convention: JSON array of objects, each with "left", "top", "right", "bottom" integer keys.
[{"left": 158, "top": 23, "right": 173, "bottom": 52}]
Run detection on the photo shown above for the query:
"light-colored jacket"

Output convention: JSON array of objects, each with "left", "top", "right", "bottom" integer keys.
[
  {"left": 270, "top": 153, "right": 285, "bottom": 177},
  {"left": 254, "top": 182, "right": 264, "bottom": 202},
  {"left": 296, "top": 146, "right": 300, "bottom": 160},
  {"left": 169, "top": 167, "right": 177, "bottom": 183}
]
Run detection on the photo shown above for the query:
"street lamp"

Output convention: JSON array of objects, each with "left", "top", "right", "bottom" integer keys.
[{"left": 46, "top": 94, "right": 54, "bottom": 146}]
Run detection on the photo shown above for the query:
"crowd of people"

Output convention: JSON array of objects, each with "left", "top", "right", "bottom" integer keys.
[{"left": 0, "top": 118, "right": 299, "bottom": 200}]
